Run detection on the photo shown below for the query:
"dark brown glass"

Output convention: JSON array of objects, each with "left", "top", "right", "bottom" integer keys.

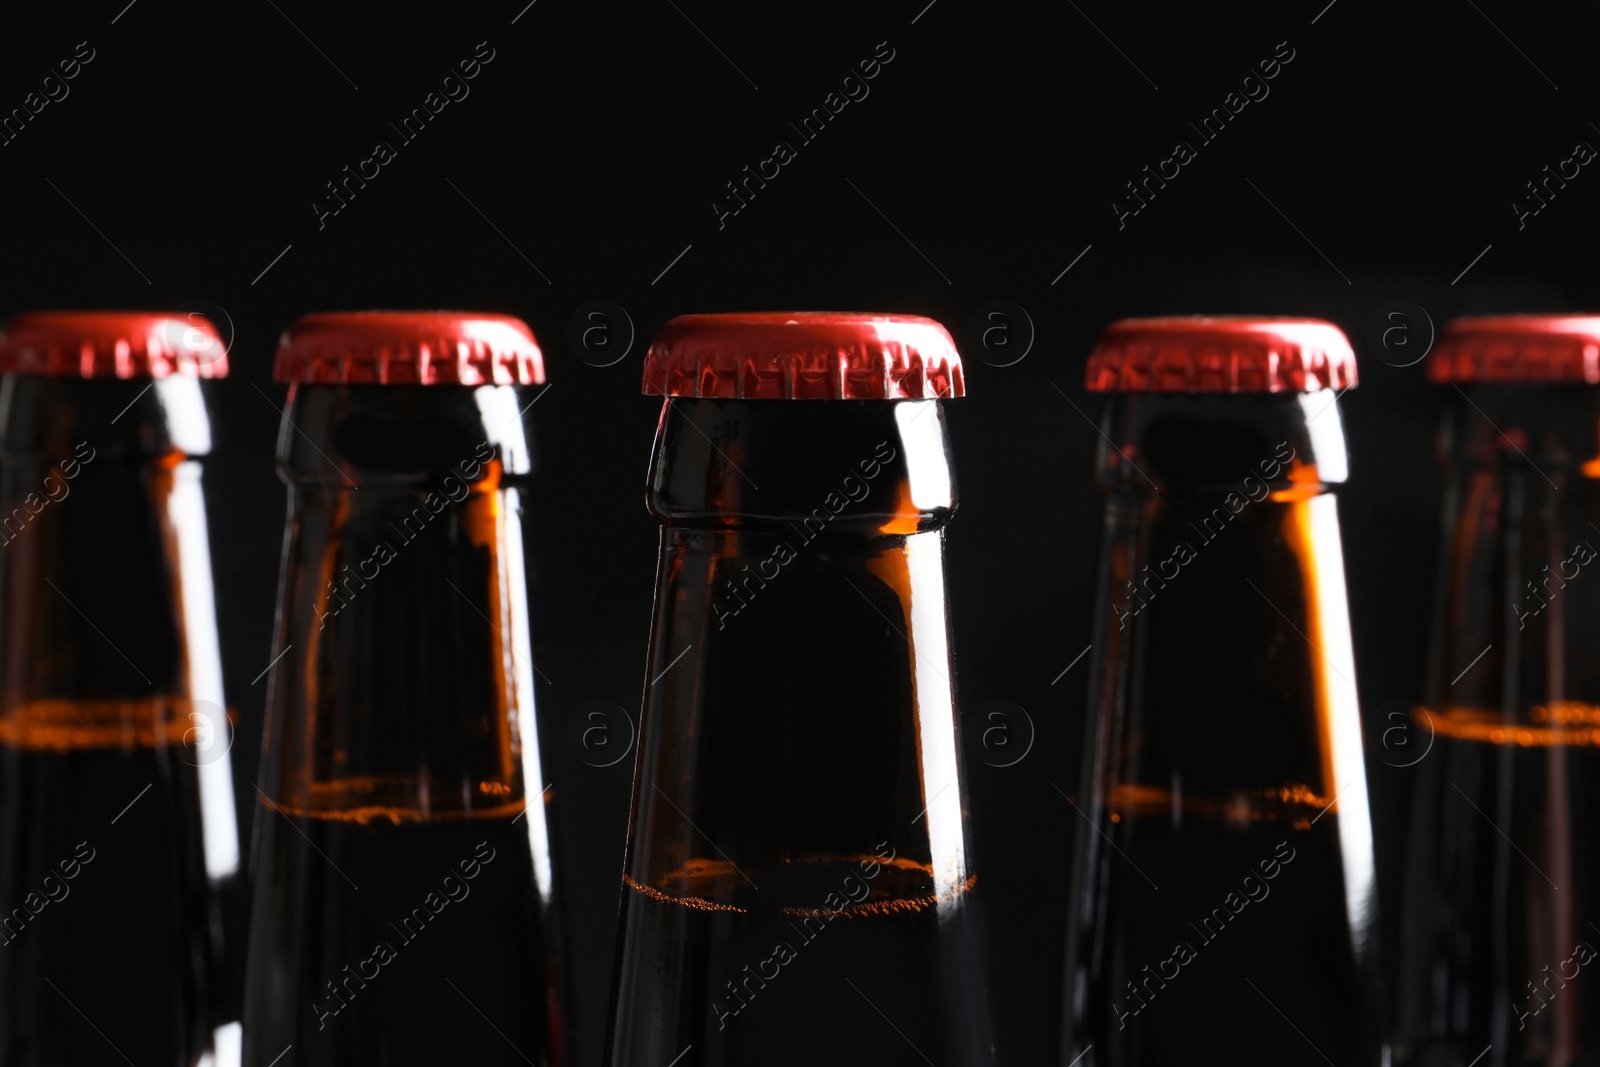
[
  {"left": 1396, "top": 385, "right": 1600, "bottom": 1067},
  {"left": 605, "top": 397, "right": 993, "bottom": 1067},
  {"left": 0, "top": 375, "right": 241, "bottom": 1066},
  {"left": 1063, "top": 392, "right": 1386, "bottom": 1066},
  {"left": 243, "top": 384, "right": 567, "bottom": 1067}
]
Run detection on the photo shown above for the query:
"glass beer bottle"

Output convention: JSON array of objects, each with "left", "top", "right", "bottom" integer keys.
[
  {"left": 1395, "top": 315, "right": 1600, "bottom": 1066},
  {"left": 0, "top": 311, "right": 242, "bottom": 1066},
  {"left": 243, "top": 312, "right": 566, "bottom": 1066},
  {"left": 605, "top": 312, "right": 994, "bottom": 1066},
  {"left": 1062, "top": 317, "right": 1386, "bottom": 1065}
]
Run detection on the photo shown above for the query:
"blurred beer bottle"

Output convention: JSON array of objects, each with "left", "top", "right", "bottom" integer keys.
[
  {"left": 1396, "top": 315, "right": 1600, "bottom": 1066},
  {"left": 243, "top": 312, "right": 567, "bottom": 1066},
  {"left": 605, "top": 313, "right": 993, "bottom": 1066},
  {"left": 0, "top": 311, "right": 241, "bottom": 1066},
  {"left": 1062, "top": 318, "right": 1385, "bottom": 1065}
]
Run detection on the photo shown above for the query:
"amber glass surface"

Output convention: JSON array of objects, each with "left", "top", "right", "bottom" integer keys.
[
  {"left": 0, "top": 376, "right": 241, "bottom": 1066},
  {"left": 1063, "top": 392, "right": 1385, "bottom": 1066},
  {"left": 243, "top": 384, "right": 566, "bottom": 1067},
  {"left": 1396, "top": 386, "right": 1600, "bottom": 1067},
  {"left": 605, "top": 397, "right": 993, "bottom": 1067}
]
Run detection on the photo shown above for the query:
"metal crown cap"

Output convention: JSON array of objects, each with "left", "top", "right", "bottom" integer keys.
[
  {"left": 0, "top": 311, "right": 229, "bottom": 379},
  {"left": 1086, "top": 316, "right": 1357, "bottom": 394},
  {"left": 643, "top": 312, "right": 965, "bottom": 400},
  {"left": 1427, "top": 314, "right": 1600, "bottom": 384},
  {"left": 274, "top": 311, "right": 545, "bottom": 386}
]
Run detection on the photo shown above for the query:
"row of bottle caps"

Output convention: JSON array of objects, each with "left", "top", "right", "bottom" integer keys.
[{"left": 0, "top": 309, "right": 1590, "bottom": 393}]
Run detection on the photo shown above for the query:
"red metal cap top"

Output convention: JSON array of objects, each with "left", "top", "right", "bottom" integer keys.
[
  {"left": 274, "top": 311, "right": 545, "bottom": 385},
  {"left": 643, "top": 312, "right": 964, "bottom": 400},
  {"left": 0, "top": 311, "right": 229, "bottom": 379},
  {"left": 1427, "top": 315, "right": 1600, "bottom": 384},
  {"left": 1086, "top": 316, "right": 1357, "bottom": 394}
]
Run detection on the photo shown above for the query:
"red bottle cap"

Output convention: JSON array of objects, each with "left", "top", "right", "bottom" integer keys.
[
  {"left": 1086, "top": 316, "right": 1357, "bottom": 394},
  {"left": 1427, "top": 315, "right": 1600, "bottom": 384},
  {"left": 643, "top": 312, "right": 964, "bottom": 400},
  {"left": 0, "top": 311, "right": 229, "bottom": 379},
  {"left": 274, "top": 311, "right": 545, "bottom": 386}
]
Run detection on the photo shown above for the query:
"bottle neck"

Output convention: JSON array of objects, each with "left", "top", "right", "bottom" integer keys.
[
  {"left": 1433, "top": 384, "right": 1600, "bottom": 723},
  {"left": 1087, "top": 391, "right": 1366, "bottom": 814},
  {"left": 0, "top": 374, "right": 238, "bottom": 880},
  {"left": 265, "top": 384, "right": 546, "bottom": 844},
  {"left": 611, "top": 397, "right": 991, "bottom": 1066},
  {"left": 631, "top": 397, "right": 971, "bottom": 904},
  {"left": 1074, "top": 391, "right": 1379, "bottom": 1023},
  {"left": 0, "top": 375, "right": 220, "bottom": 704}
]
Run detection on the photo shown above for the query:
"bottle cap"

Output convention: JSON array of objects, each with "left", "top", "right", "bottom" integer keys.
[
  {"left": 274, "top": 311, "right": 544, "bottom": 385},
  {"left": 1428, "top": 314, "right": 1600, "bottom": 384},
  {"left": 643, "top": 312, "right": 964, "bottom": 400},
  {"left": 0, "top": 311, "right": 228, "bottom": 379},
  {"left": 1086, "top": 316, "right": 1356, "bottom": 394}
]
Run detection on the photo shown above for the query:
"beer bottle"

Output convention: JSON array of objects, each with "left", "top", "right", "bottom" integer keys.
[
  {"left": 1062, "top": 317, "right": 1386, "bottom": 1065},
  {"left": 1396, "top": 315, "right": 1600, "bottom": 1066},
  {"left": 243, "top": 312, "right": 567, "bottom": 1066},
  {"left": 604, "top": 312, "right": 994, "bottom": 1067},
  {"left": 0, "top": 311, "right": 241, "bottom": 1066}
]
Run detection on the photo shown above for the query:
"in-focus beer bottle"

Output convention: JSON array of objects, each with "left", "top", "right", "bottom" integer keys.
[
  {"left": 1396, "top": 315, "right": 1600, "bottom": 1066},
  {"left": 605, "top": 312, "right": 993, "bottom": 1066},
  {"left": 0, "top": 311, "right": 242, "bottom": 1066},
  {"left": 243, "top": 312, "right": 567, "bottom": 1066},
  {"left": 1062, "top": 317, "right": 1385, "bottom": 1065}
]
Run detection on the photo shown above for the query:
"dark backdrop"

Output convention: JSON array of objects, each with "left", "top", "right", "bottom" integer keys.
[{"left": 0, "top": 1, "right": 1595, "bottom": 1063}]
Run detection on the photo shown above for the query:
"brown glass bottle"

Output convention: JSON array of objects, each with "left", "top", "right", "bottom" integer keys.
[
  {"left": 0, "top": 311, "right": 241, "bottom": 1066},
  {"left": 604, "top": 313, "right": 993, "bottom": 1067},
  {"left": 1396, "top": 316, "right": 1600, "bottom": 1067},
  {"left": 1062, "top": 318, "right": 1386, "bottom": 1066},
  {"left": 243, "top": 313, "right": 566, "bottom": 1067}
]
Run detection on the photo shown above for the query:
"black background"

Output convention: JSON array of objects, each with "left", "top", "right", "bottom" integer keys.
[{"left": 1, "top": 1, "right": 1596, "bottom": 1063}]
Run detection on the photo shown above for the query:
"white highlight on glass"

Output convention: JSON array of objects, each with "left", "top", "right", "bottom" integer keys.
[
  {"left": 473, "top": 385, "right": 533, "bottom": 475},
  {"left": 155, "top": 375, "right": 213, "bottom": 457},
  {"left": 162, "top": 457, "right": 241, "bottom": 881},
  {"left": 1306, "top": 493, "right": 1377, "bottom": 948},
  {"left": 198, "top": 1020, "right": 243, "bottom": 1067},
  {"left": 894, "top": 402, "right": 950, "bottom": 513},
  {"left": 904, "top": 532, "right": 967, "bottom": 916},
  {"left": 1299, "top": 391, "right": 1349, "bottom": 483},
  {"left": 501, "top": 489, "right": 553, "bottom": 906}
]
